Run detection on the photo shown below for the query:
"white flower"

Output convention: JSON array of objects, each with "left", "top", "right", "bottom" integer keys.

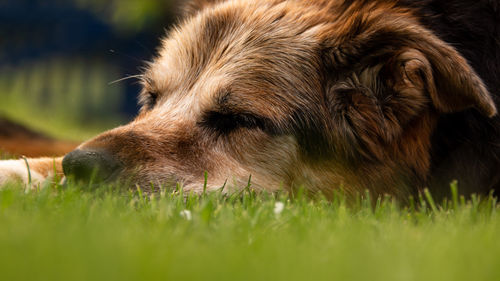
[
  {"left": 179, "top": 210, "right": 192, "bottom": 220},
  {"left": 273, "top": 202, "right": 285, "bottom": 215}
]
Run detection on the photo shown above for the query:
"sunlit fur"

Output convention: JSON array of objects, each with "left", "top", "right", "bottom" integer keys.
[{"left": 1, "top": 0, "right": 498, "bottom": 200}]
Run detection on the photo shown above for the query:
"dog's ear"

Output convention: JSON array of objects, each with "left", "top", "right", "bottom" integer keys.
[
  {"left": 392, "top": 42, "right": 496, "bottom": 117},
  {"left": 322, "top": 19, "right": 496, "bottom": 161},
  {"left": 325, "top": 20, "right": 497, "bottom": 119},
  {"left": 182, "top": 0, "right": 226, "bottom": 16}
]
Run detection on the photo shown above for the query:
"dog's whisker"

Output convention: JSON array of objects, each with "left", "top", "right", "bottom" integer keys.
[{"left": 109, "top": 75, "right": 144, "bottom": 85}]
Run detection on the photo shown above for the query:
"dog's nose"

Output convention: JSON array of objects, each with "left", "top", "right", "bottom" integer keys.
[{"left": 62, "top": 149, "right": 121, "bottom": 183}]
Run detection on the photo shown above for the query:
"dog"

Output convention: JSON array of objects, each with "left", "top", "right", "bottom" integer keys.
[{"left": 0, "top": 0, "right": 499, "bottom": 201}]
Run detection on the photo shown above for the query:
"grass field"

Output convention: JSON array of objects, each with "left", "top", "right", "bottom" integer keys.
[{"left": 0, "top": 180, "right": 499, "bottom": 281}]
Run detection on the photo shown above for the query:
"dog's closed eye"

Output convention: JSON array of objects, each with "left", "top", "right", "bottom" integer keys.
[
  {"left": 201, "top": 111, "right": 266, "bottom": 134},
  {"left": 139, "top": 91, "right": 159, "bottom": 111}
]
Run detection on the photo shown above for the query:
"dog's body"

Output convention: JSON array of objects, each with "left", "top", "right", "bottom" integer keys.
[{"left": 1, "top": 0, "right": 499, "bottom": 200}]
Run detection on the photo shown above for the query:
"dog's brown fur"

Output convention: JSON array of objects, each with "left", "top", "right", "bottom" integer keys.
[{"left": 1, "top": 0, "right": 498, "bottom": 200}]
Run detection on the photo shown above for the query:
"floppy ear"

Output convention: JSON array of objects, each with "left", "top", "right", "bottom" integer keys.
[
  {"left": 327, "top": 21, "right": 497, "bottom": 118},
  {"left": 182, "top": 0, "right": 226, "bottom": 16},
  {"left": 398, "top": 39, "right": 496, "bottom": 117},
  {"left": 323, "top": 20, "right": 496, "bottom": 162}
]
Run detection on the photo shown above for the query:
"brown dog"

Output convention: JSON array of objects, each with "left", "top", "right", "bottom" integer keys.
[{"left": 1, "top": 0, "right": 499, "bottom": 200}]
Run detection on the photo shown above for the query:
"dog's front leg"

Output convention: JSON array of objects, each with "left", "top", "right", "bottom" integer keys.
[{"left": 0, "top": 157, "right": 64, "bottom": 188}]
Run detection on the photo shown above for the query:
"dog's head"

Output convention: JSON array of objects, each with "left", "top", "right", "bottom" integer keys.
[{"left": 62, "top": 0, "right": 496, "bottom": 198}]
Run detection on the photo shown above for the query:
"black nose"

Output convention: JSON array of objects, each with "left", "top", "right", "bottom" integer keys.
[{"left": 62, "top": 149, "right": 122, "bottom": 184}]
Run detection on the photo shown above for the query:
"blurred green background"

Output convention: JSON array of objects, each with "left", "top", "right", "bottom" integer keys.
[{"left": 0, "top": 0, "right": 180, "bottom": 141}]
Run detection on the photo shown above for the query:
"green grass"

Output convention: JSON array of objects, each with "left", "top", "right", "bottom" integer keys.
[{"left": 0, "top": 181, "right": 499, "bottom": 281}]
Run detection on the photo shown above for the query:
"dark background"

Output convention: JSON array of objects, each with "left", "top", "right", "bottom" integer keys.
[{"left": 0, "top": 0, "right": 181, "bottom": 140}]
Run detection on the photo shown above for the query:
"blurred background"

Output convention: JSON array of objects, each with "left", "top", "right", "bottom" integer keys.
[{"left": 0, "top": 0, "right": 183, "bottom": 157}]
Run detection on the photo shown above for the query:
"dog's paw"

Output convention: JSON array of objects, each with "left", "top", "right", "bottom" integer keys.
[{"left": 0, "top": 159, "right": 47, "bottom": 187}]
